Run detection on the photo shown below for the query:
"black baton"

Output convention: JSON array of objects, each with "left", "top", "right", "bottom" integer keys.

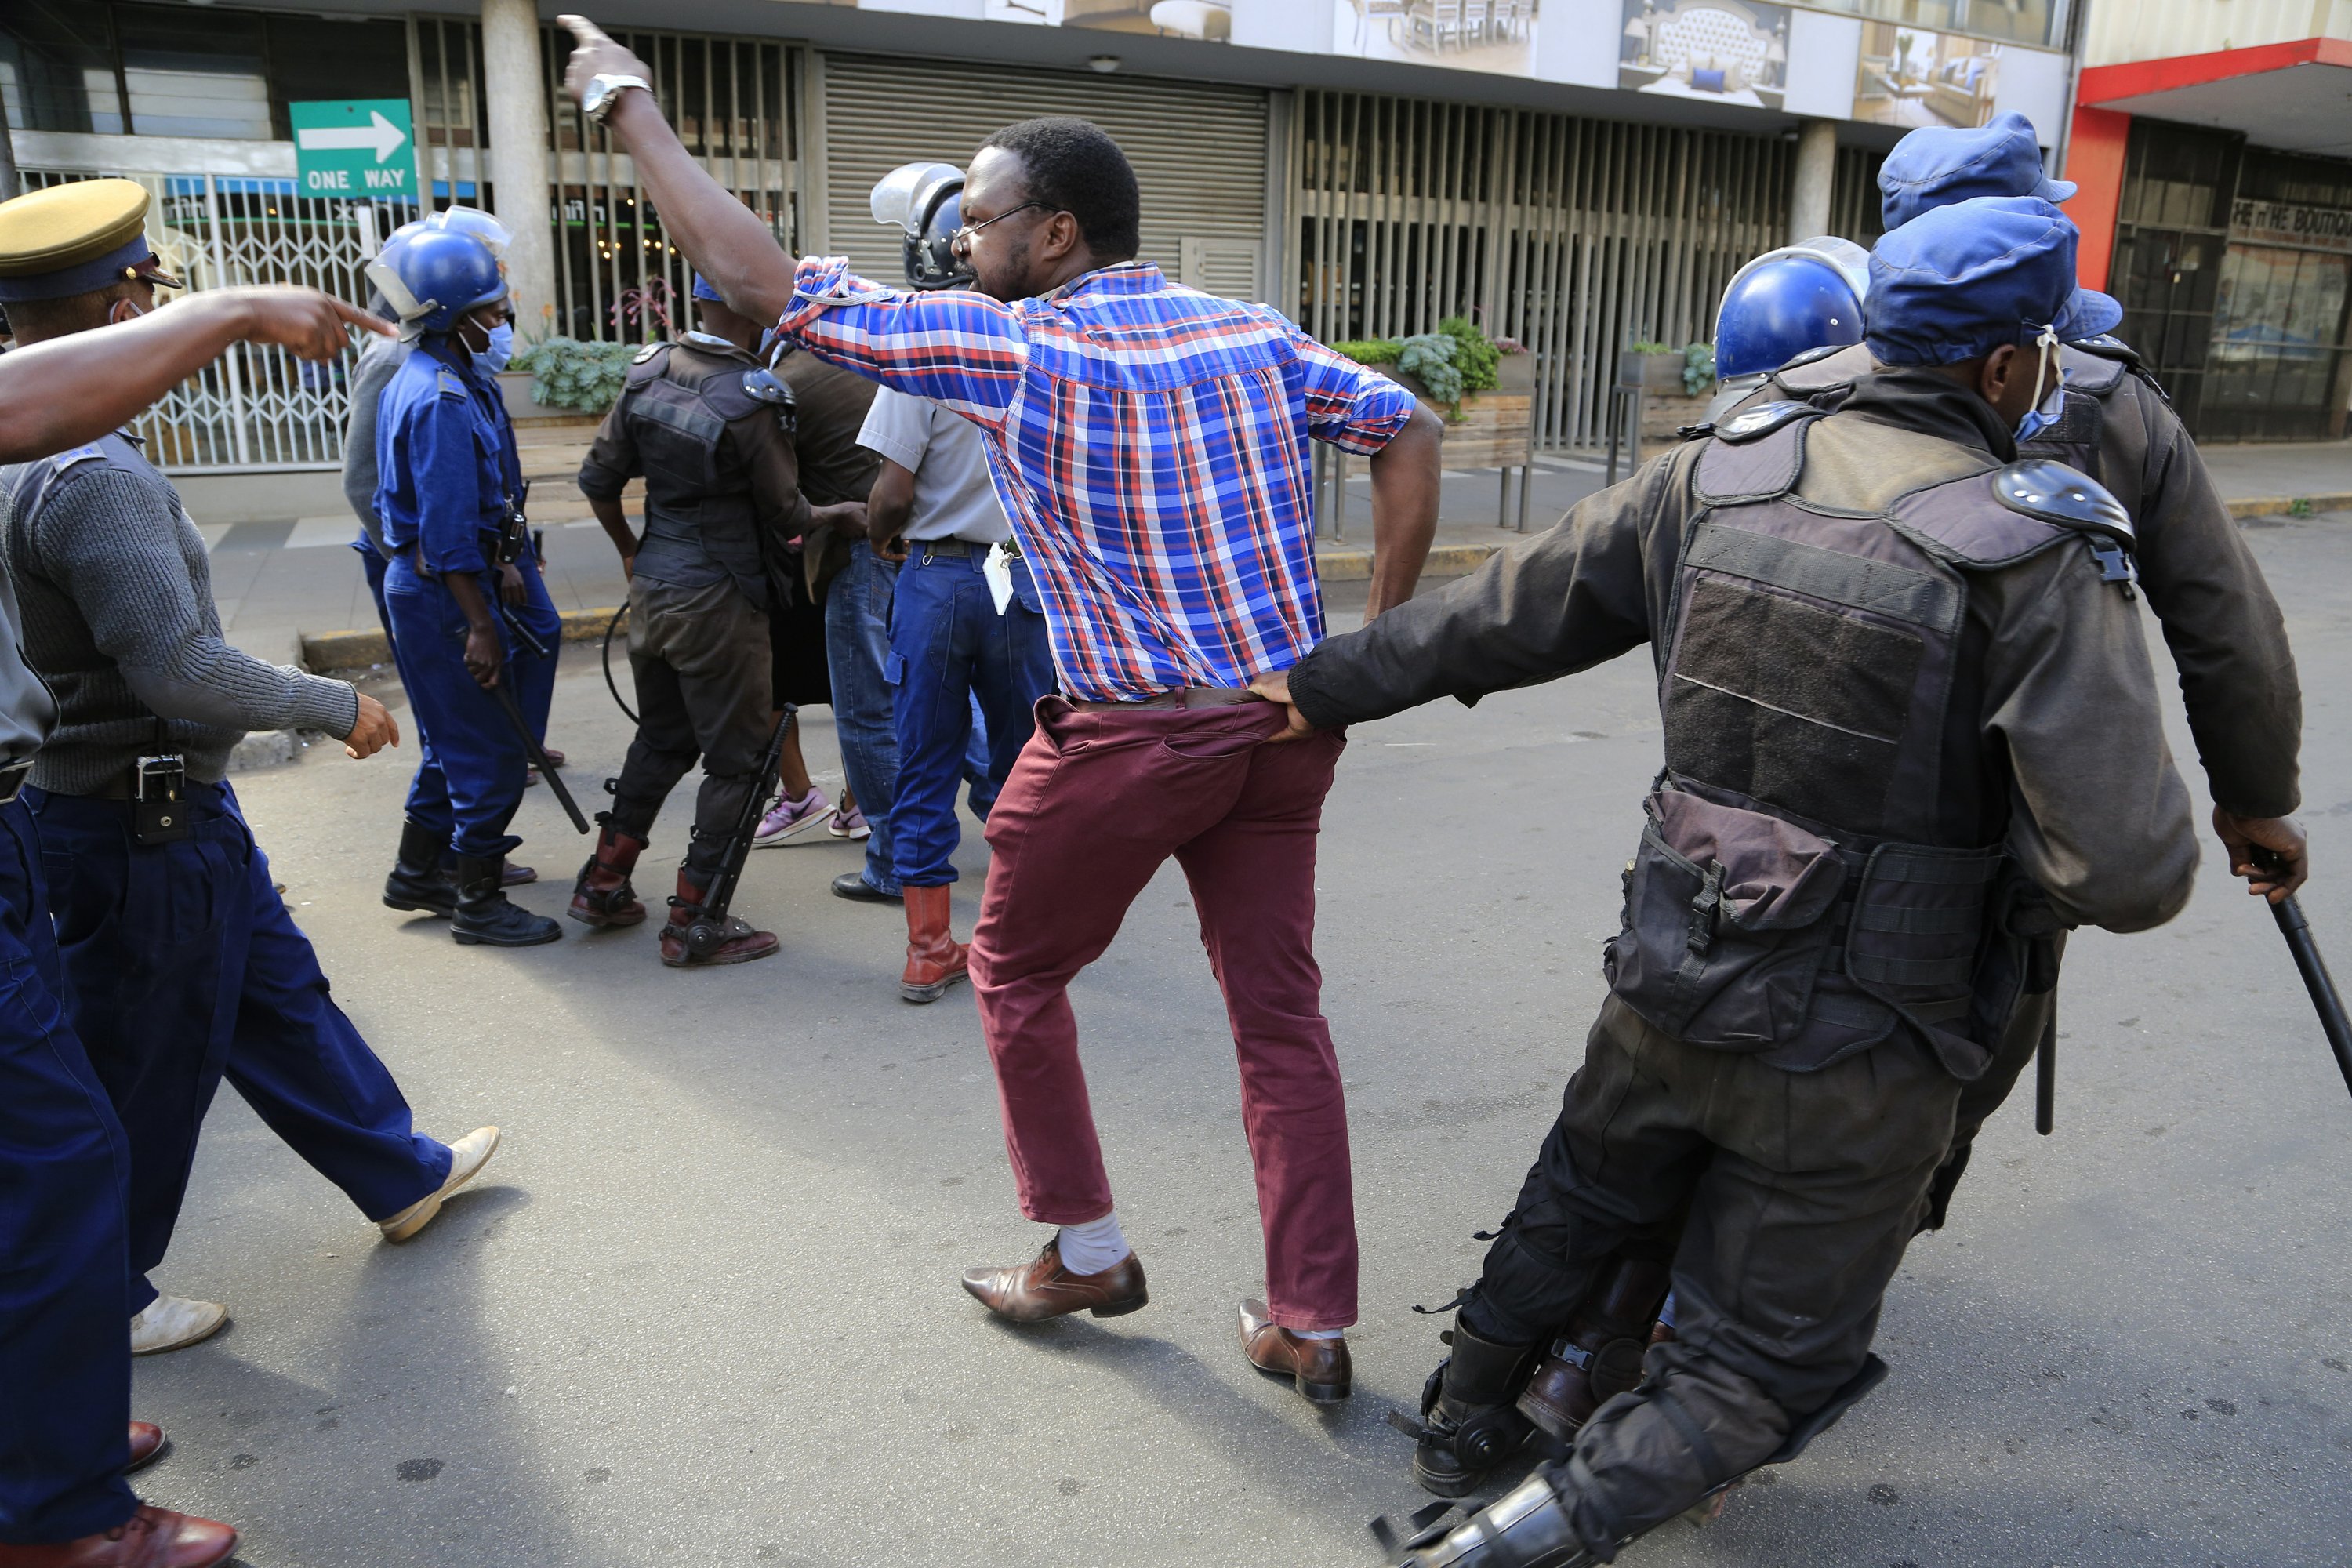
[
  {"left": 492, "top": 609, "right": 590, "bottom": 836},
  {"left": 2253, "top": 848, "right": 2352, "bottom": 1100}
]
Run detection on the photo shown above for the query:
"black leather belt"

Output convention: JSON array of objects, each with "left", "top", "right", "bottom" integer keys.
[{"left": 914, "top": 538, "right": 1019, "bottom": 561}]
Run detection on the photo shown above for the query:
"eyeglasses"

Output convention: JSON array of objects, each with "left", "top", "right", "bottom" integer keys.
[{"left": 951, "top": 201, "right": 1050, "bottom": 248}]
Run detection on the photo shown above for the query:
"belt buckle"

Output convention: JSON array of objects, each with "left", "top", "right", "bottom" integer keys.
[{"left": 0, "top": 759, "right": 32, "bottom": 805}]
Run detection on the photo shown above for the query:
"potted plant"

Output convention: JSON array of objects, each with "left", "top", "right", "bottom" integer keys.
[
  {"left": 1621, "top": 340, "right": 1686, "bottom": 393},
  {"left": 506, "top": 335, "right": 636, "bottom": 417},
  {"left": 495, "top": 303, "right": 561, "bottom": 422},
  {"left": 1334, "top": 317, "right": 1533, "bottom": 474}
]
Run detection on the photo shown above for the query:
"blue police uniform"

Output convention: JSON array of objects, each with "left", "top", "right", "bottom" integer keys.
[
  {"left": 373, "top": 335, "right": 561, "bottom": 862},
  {"left": 0, "top": 426, "right": 460, "bottom": 1329}
]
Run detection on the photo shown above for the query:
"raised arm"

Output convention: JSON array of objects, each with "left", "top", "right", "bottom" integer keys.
[
  {"left": 558, "top": 18, "right": 800, "bottom": 323},
  {"left": 0, "top": 288, "right": 386, "bottom": 464}
]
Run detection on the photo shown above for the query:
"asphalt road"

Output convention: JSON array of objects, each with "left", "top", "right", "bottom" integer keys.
[{"left": 132, "top": 518, "right": 2352, "bottom": 1568}]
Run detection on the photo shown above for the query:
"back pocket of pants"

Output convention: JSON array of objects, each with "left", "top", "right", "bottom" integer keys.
[{"left": 1605, "top": 789, "right": 1846, "bottom": 1049}]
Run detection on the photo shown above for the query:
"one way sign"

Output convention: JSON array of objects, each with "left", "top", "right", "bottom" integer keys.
[{"left": 290, "top": 100, "right": 417, "bottom": 195}]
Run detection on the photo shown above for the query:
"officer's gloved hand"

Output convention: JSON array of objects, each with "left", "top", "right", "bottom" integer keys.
[{"left": 2214, "top": 806, "right": 2309, "bottom": 902}]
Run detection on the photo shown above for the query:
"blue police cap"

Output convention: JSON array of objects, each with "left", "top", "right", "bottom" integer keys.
[
  {"left": 1866, "top": 196, "right": 2120, "bottom": 366},
  {"left": 691, "top": 271, "right": 724, "bottom": 304},
  {"left": 1879, "top": 112, "right": 2076, "bottom": 231}
]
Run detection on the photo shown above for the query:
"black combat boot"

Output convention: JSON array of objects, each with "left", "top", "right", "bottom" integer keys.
[
  {"left": 383, "top": 819, "right": 457, "bottom": 918},
  {"left": 449, "top": 855, "right": 562, "bottom": 947},
  {"left": 1412, "top": 1320, "right": 1538, "bottom": 1497}
]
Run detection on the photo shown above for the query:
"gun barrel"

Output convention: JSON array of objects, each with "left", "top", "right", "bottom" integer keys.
[{"left": 2270, "top": 895, "right": 2352, "bottom": 1098}]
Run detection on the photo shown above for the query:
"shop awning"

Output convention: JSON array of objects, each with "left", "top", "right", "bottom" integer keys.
[{"left": 2078, "top": 38, "right": 2352, "bottom": 155}]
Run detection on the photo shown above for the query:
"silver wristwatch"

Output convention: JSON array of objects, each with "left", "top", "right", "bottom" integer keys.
[{"left": 582, "top": 73, "right": 652, "bottom": 123}]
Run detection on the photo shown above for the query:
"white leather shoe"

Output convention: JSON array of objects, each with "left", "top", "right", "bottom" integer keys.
[
  {"left": 378, "top": 1125, "right": 502, "bottom": 1243},
  {"left": 130, "top": 1294, "right": 228, "bottom": 1356}
]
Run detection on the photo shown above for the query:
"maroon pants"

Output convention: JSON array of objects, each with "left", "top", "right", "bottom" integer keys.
[{"left": 970, "top": 696, "right": 1356, "bottom": 1330}]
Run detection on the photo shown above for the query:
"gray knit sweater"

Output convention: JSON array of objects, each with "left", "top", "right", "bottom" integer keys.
[{"left": 0, "top": 434, "right": 360, "bottom": 793}]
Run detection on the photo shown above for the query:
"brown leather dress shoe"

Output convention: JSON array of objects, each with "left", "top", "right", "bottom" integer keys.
[
  {"left": 1240, "top": 1298, "right": 1352, "bottom": 1404},
  {"left": 961, "top": 1236, "right": 1147, "bottom": 1323},
  {"left": 0, "top": 1505, "right": 237, "bottom": 1567},
  {"left": 124, "top": 1421, "right": 165, "bottom": 1473}
]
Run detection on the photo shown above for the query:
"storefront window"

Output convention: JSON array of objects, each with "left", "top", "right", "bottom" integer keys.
[
  {"left": 0, "top": 4, "right": 125, "bottom": 135},
  {"left": 2206, "top": 245, "right": 2350, "bottom": 441}
]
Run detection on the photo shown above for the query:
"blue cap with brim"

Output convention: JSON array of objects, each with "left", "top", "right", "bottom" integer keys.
[
  {"left": 1879, "top": 112, "right": 2077, "bottom": 231},
  {"left": 691, "top": 272, "right": 723, "bottom": 304},
  {"left": 1867, "top": 195, "right": 2097, "bottom": 367}
]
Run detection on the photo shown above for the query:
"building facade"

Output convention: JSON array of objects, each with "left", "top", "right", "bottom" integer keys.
[
  {"left": 2064, "top": 5, "right": 2352, "bottom": 441},
  {"left": 5, "top": 0, "right": 2080, "bottom": 472}
]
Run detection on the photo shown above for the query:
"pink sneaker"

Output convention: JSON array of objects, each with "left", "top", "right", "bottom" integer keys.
[
  {"left": 753, "top": 787, "right": 835, "bottom": 848},
  {"left": 828, "top": 799, "right": 871, "bottom": 840}
]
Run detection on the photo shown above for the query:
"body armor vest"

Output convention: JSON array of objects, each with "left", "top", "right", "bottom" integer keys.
[
  {"left": 1603, "top": 405, "right": 2132, "bottom": 1080},
  {"left": 622, "top": 337, "right": 795, "bottom": 610}
]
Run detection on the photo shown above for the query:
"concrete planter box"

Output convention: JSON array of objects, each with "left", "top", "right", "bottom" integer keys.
[
  {"left": 1620, "top": 350, "right": 1686, "bottom": 393},
  {"left": 1375, "top": 365, "right": 1533, "bottom": 468},
  {"left": 496, "top": 370, "right": 545, "bottom": 423},
  {"left": 1641, "top": 392, "right": 1714, "bottom": 444}
]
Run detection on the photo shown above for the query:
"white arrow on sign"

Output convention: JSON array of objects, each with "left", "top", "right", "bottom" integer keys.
[{"left": 296, "top": 111, "right": 408, "bottom": 165}]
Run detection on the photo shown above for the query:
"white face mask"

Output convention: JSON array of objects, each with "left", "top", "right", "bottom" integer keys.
[{"left": 2014, "top": 323, "right": 2064, "bottom": 444}]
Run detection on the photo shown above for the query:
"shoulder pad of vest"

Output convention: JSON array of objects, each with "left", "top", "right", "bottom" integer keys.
[
  {"left": 2065, "top": 332, "right": 2140, "bottom": 365},
  {"left": 1715, "top": 399, "right": 1812, "bottom": 443},
  {"left": 1694, "top": 408, "right": 1814, "bottom": 505},
  {"left": 739, "top": 367, "right": 793, "bottom": 408},
  {"left": 1770, "top": 341, "right": 1867, "bottom": 394},
  {"left": 1780, "top": 342, "right": 1849, "bottom": 372},
  {"left": 2056, "top": 341, "right": 2128, "bottom": 395},
  {"left": 1992, "top": 459, "right": 2134, "bottom": 550},
  {"left": 632, "top": 342, "right": 666, "bottom": 365}
]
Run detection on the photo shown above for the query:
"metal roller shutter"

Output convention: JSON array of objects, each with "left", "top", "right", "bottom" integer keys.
[{"left": 817, "top": 54, "right": 1269, "bottom": 302}]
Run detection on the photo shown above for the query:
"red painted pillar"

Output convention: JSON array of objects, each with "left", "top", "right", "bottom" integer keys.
[{"left": 2063, "top": 105, "right": 2132, "bottom": 292}]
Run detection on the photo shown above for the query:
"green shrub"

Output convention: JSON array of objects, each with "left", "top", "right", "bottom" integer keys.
[
  {"left": 1396, "top": 332, "right": 1464, "bottom": 405},
  {"left": 507, "top": 336, "right": 635, "bottom": 413},
  {"left": 1437, "top": 316, "right": 1501, "bottom": 394},
  {"left": 1333, "top": 338, "right": 1403, "bottom": 365},
  {"left": 1682, "top": 341, "right": 1717, "bottom": 397}
]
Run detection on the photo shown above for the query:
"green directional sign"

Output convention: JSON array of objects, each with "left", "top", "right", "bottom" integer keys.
[{"left": 290, "top": 99, "right": 416, "bottom": 197}]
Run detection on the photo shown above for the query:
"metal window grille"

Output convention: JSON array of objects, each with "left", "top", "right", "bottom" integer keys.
[
  {"left": 1287, "top": 90, "right": 1802, "bottom": 454},
  {"left": 20, "top": 166, "right": 415, "bottom": 472}
]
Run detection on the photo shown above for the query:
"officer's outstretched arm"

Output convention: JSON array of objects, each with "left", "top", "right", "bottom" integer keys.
[
  {"left": 0, "top": 288, "right": 385, "bottom": 464},
  {"left": 560, "top": 18, "right": 797, "bottom": 325},
  {"left": 1272, "top": 448, "right": 1689, "bottom": 732}
]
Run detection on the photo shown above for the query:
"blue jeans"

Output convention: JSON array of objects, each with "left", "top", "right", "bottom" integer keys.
[
  {"left": 886, "top": 546, "right": 1055, "bottom": 887},
  {"left": 31, "top": 781, "right": 448, "bottom": 1316},
  {"left": 0, "top": 799, "right": 138, "bottom": 1544},
  {"left": 824, "top": 542, "right": 901, "bottom": 895}
]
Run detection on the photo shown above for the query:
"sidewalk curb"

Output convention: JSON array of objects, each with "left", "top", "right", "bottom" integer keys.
[
  {"left": 2226, "top": 492, "right": 2352, "bottom": 521},
  {"left": 300, "top": 544, "right": 1522, "bottom": 670},
  {"left": 302, "top": 605, "right": 622, "bottom": 673}
]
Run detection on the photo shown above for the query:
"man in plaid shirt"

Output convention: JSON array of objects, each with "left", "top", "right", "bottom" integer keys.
[{"left": 561, "top": 18, "right": 1442, "bottom": 1402}]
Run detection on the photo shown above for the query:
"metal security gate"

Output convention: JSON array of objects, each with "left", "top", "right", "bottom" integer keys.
[
  {"left": 20, "top": 167, "right": 413, "bottom": 472},
  {"left": 815, "top": 54, "right": 1271, "bottom": 299},
  {"left": 1289, "top": 93, "right": 1887, "bottom": 454},
  {"left": 412, "top": 17, "right": 808, "bottom": 346}
]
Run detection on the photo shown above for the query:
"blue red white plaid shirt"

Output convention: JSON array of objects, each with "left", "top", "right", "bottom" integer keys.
[{"left": 775, "top": 257, "right": 1416, "bottom": 703}]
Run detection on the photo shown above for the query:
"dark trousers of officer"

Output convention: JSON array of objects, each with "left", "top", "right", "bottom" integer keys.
[
  {"left": 612, "top": 574, "right": 774, "bottom": 881},
  {"left": 887, "top": 546, "right": 1054, "bottom": 888},
  {"left": 30, "top": 780, "right": 450, "bottom": 1317},
  {"left": 383, "top": 552, "right": 560, "bottom": 859},
  {"left": 1464, "top": 994, "right": 1958, "bottom": 1552},
  {"left": 0, "top": 798, "right": 140, "bottom": 1545},
  {"left": 356, "top": 537, "right": 394, "bottom": 647}
]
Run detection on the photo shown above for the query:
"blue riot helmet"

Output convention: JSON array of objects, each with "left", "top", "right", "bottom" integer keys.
[
  {"left": 869, "top": 161, "right": 975, "bottom": 290},
  {"left": 365, "top": 227, "right": 506, "bottom": 339},
  {"left": 1712, "top": 237, "right": 1870, "bottom": 383},
  {"left": 384, "top": 205, "right": 513, "bottom": 260}
]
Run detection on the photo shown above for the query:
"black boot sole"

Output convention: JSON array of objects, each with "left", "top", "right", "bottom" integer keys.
[
  {"left": 1413, "top": 1450, "right": 1484, "bottom": 1499},
  {"left": 383, "top": 891, "right": 456, "bottom": 918},
  {"left": 452, "top": 923, "right": 562, "bottom": 948}
]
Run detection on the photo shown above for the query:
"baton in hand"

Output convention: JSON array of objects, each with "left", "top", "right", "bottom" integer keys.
[
  {"left": 492, "top": 612, "right": 590, "bottom": 836},
  {"left": 2253, "top": 849, "right": 2352, "bottom": 1101}
]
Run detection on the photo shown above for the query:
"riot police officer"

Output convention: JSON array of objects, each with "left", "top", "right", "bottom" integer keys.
[
  {"left": 371, "top": 227, "right": 565, "bottom": 947},
  {"left": 1253, "top": 198, "right": 2204, "bottom": 1563},
  {"left": 572, "top": 273, "right": 862, "bottom": 964},
  {"left": 1719, "top": 113, "right": 2307, "bottom": 1221}
]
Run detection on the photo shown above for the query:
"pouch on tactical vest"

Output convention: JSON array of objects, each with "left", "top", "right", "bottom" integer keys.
[
  {"left": 622, "top": 341, "right": 797, "bottom": 610},
  {"left": 1602, "top": 402, "right": 2129, "bottom": 1080}
]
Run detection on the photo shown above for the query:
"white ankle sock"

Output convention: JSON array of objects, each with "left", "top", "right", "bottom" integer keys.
[
  {"left": 1295, "top": 1327, "right": 1345, "bottom": 1340},
  {"left": 1056, "top": 1211, "right": 1131, "bottom": 1275}
]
